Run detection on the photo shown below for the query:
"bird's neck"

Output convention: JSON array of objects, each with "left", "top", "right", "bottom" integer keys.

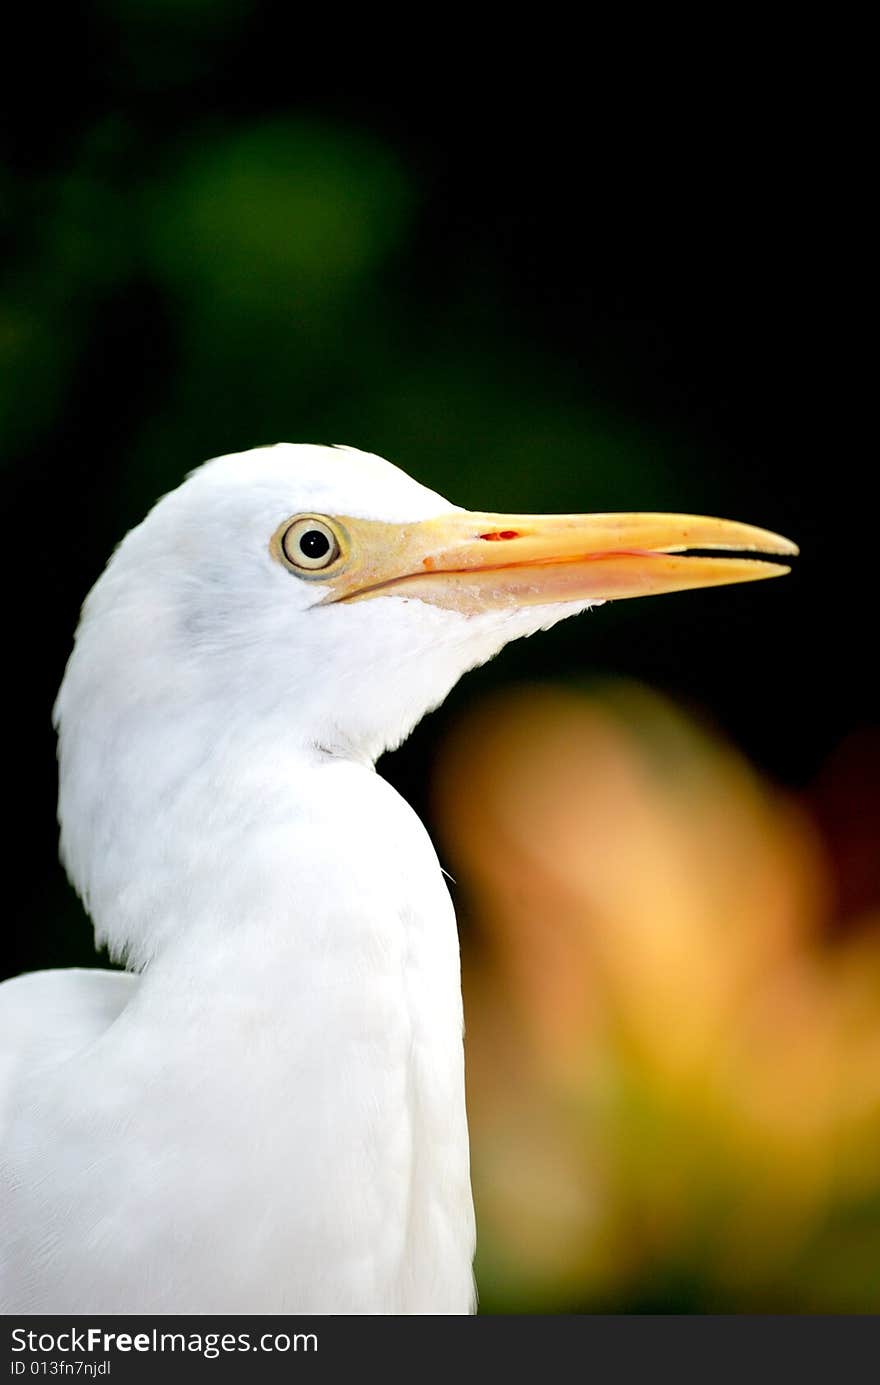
[
  {"left": 67, "top": 700, "right": 394, "bottom": 969},
  {"left": 56, "top": 598, "right": 486, "bottom": 969}
]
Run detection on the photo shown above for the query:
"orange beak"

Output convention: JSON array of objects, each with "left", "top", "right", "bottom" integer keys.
[{"left": 319, "top": 510, "right": 798, "bottom": 613}]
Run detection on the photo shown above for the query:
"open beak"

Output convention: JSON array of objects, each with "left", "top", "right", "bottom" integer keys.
[{"left": 325, "top": 510, "right": 798, "bottom": 614}]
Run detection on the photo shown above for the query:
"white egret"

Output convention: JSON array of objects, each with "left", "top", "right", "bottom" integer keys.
[{"left": 0, "top": 444, "right": 796, "bottom": 1314}]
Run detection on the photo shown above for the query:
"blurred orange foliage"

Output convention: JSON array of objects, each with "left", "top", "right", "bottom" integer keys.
[{"left": 433, "top": 683, "right": 880, "bottom": 1311}]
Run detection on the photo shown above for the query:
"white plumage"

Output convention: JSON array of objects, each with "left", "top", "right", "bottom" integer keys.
[{"left": 0, "top": 444, "right": 795, "bottom": 1314}]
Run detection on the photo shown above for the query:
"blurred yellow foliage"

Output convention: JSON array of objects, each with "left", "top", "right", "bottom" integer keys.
[{"left": 433, "top": 683, "right": 880, "bottom": 1311}]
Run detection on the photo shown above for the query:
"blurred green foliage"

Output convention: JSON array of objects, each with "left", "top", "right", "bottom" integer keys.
[{"left": 3, "top": 102, "right": 686, "bottom": 518}]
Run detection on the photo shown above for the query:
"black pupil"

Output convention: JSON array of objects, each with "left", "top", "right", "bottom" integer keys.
[{"left": 300, "top": 529, "right": 331, "bottom": 560}]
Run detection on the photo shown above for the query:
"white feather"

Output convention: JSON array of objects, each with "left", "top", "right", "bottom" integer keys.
[{"left": 0, "top": 444, "right": 590, "bottom": 1314}]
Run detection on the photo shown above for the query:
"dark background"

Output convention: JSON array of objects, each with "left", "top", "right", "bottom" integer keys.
[{"left": 2, "top": 4, "right": 875, "bottom": 1310}]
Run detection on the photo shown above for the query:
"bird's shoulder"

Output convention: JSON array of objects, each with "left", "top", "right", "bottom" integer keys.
[
  {"left": 0, "top": 967, "right": 136, "bottom": 1040},
  {"left": 0, "top": 968, "right": 137, "bottom": 1122}
]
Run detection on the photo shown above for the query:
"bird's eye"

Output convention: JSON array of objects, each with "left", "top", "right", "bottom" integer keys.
[{"left": 280, "top": 518, "right": 341, "bottom": 571}]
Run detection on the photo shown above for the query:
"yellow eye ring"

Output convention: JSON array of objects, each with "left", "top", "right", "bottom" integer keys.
[{"left": 279, "top": 517, "right": 342, "bottom": 572}]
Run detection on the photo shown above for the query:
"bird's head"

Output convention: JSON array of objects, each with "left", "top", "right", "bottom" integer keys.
[
  {"left": 59, "top": 442, "right": 797, "bottom": 760},
  {"left": 54, "top": 443, "right": 796, "bottom": 964}
]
